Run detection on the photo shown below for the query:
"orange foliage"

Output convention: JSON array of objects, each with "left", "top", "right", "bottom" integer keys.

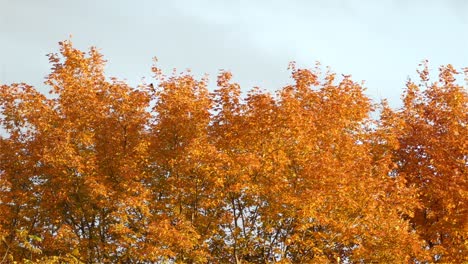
[{"left": 0, "top": 41, "right": 466, "bottom": 263}]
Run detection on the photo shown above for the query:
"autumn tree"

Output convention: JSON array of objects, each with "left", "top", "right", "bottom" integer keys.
[
  {"left": 2, "top": 41, "right": 185, "bottom": 263},
  {"left": 226, "top": 64, "right": 425, "bottom": 263},
  {"left": 385, "top": 62, "right": 468, "bottom": 263},
  {"left": 145, "top": 66, "right": 227, "bottom": 262}
]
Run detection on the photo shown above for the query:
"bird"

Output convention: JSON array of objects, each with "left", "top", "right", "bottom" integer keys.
[{"left": 149, "top": 83, "right": 155, "bottom": 92}]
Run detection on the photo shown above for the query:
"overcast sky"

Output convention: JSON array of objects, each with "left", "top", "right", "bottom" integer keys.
[{"left": 1, "top": 0, "right": 468, "bottom": 107}]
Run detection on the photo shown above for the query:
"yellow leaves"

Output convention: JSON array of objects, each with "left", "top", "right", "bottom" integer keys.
[{"left": 71, "top": 248, "right": 81, "bottom": 258}]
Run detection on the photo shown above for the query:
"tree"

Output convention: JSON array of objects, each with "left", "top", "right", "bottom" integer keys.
[{"left": 387, "top": 63, "right": 468, "bottom": 262}]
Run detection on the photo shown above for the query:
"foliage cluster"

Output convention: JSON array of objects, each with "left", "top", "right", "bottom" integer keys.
[{"left": 0, "top": 41, "right": 466, "bottom": 263}]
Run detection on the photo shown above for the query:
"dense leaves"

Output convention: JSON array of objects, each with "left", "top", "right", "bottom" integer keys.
[{"left": 0, "top": 42, "right": 466, "bottom": 263}]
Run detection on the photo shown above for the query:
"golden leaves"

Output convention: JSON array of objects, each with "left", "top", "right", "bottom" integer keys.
[
  {"left": 0, "top": 42, "right": 466, "bottom": 263},
  {"left": 393, "top": 64, "right": 468, "bottom": 263}
]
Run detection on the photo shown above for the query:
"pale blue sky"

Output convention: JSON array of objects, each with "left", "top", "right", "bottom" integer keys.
[{"left": 1, "top": 0, "right": 467, "bottom": 107}]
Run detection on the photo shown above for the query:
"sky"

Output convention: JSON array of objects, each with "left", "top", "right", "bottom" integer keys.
[{"left": 1, "top": 0, "right": 468, "bottom": 107}]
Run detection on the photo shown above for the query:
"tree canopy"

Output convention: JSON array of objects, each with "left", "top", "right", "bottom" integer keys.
[{"left": 0, "top": 41, "right": 466, "bottom": 263}]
